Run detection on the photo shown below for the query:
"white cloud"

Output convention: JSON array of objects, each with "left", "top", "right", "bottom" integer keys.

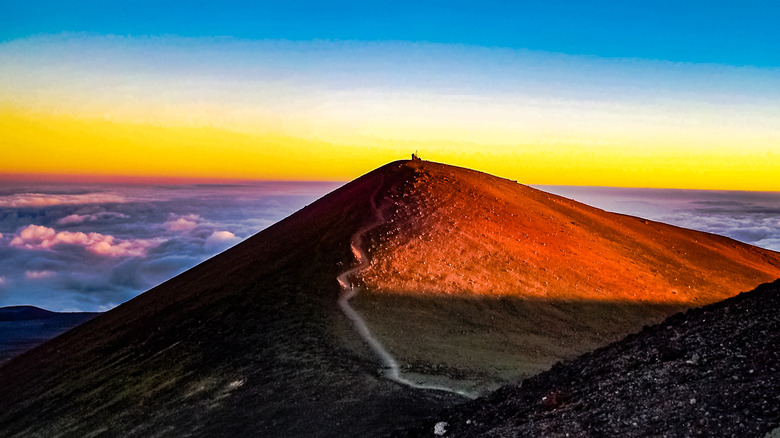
[
  {"left": 0, "top": 276, "right": 7, "bottom": 286},
  {"left": 10, "top": 225, "right": 56, "bottom": 246},
  {"left": 25, "top": 270, "right": 55, "bottom": 280},
  {"left": 10, "top": 224, "right": 160, "bottom": 257},
  {"left": 0, "top": 192, "right": 126, "bottom": 207},
  {"left": 164, "top": 214, "right": 201, "bottom": 231},
  {"left": 205, "top": 230, "right": 240, "bottom": 250},
  {"left": 753, "top": 237, "right": 780, "bottom": 252},
  {"left": 57, "top": 212, "right": 130, "bottom": 225},
  {"left": 58, "top": 214, "right": 86, "bottom": 225}
]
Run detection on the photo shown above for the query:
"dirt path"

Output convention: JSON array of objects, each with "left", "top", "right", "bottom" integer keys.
[{"left": 337, "top": 181, "right": 476, "bottom": 400}]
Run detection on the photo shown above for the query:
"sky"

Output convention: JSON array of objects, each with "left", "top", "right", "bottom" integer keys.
[{"left": 2, "top": 1, "right": 780, "bottom": 189}]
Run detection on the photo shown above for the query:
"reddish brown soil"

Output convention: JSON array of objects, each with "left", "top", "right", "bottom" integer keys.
[{"left": 359, "top": 161, "right": 780, "bottom": 304}]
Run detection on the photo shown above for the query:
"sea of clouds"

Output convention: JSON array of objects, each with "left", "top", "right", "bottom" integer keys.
[
  {"left": 539, "top": 186, "right": 780, "bottom": 253},
  {"left": 0, "top": 181, "right": 340, "bottom": 311}
]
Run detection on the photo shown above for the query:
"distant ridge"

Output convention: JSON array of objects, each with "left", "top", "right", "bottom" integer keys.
[
  {"left": 1, "top": 160, "right": 779, "bottom": 437},
  {"left": 0, "top": 305, "right": 58, "bottom": 321},
  {"left": 0, "top": 306, "right": 99, "bottom": 364}
]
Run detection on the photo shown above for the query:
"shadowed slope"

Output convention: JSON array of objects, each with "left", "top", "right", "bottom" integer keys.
[
  {"left": 395, "top": 279, "right": 780, "bottom": 437},
  {"left": 0, "top": 161, "right": 461, "bottom": 438}
]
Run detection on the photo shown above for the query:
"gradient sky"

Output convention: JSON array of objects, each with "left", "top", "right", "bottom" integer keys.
[{"left": 2, "top": 1, "right": 780, "bottom": 189}]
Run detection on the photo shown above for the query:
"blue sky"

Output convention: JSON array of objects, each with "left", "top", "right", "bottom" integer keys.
[{"left": 4, "top": 0, "right": 780, "bottom": 66}]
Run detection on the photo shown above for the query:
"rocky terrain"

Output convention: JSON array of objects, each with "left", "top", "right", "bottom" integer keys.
[{"left": 395, "top": 279, "right": 780, "bottom": 437}]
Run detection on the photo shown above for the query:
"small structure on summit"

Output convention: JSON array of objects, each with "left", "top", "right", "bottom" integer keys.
[{"left": 411, "top": 152, "right": 421, "bottom": 161}]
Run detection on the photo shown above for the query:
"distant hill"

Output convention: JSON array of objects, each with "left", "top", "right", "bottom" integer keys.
[
  {"left": 0, "top": 305, "right": 57, "bottom": 321},
  {"left": 0, "top": 306, "right": 99, "bottom": 363},
  {"left": 395, "top": 279, "right": 780, "bottom": 437},
  {"left": 1, "top": 160, "right": 779, "bottom": 437}
]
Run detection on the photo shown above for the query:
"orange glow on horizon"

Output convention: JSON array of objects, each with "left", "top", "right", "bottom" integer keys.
[{"left": 2, "top": 108, "right": 780, "bottom": 192}]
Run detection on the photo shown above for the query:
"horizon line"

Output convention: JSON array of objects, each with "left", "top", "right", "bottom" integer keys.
[
  {"left": 2, "top": 167, "right": 780, "bottom": 194},
  {"left": 0, "top": 172, "right": 347, "bottom": 185}
]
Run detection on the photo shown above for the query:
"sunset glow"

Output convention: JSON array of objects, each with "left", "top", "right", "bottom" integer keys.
[{"left": 2, "top": 14, "right": 780, "bottom": 190}]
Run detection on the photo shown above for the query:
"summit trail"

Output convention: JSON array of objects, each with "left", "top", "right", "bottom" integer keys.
[{"left": 337, "top": 178, "right": 476, "bottom": 399}]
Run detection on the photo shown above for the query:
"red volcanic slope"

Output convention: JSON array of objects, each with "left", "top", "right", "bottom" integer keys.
[{"left": 358, "top": 161, "right": 780, "bottom": 305}]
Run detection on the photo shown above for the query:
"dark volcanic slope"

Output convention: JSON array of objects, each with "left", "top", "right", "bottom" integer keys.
[
  {"left": 0, "top": 306, "right": 99, "bottom": 364},
  {"left": 0, "top": 161, "right": 460, "bottom": 438},
  {"left": 396, "top": 279, "right": 780, "bottom": 438}
]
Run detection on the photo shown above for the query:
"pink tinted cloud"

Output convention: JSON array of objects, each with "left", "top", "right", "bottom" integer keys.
[
  {"left": 164, "top": 214, "right": 201, "bottom": 231},
  {"left": 10, "top": 225, "right": 159, "bottom": 257},
  {"left": 0, "top": 192, "right": 126, "bottom": 207},
  {"left": 205, "top": 230, "right": 240, "bottom": 250},
  {"left": 11, "top": 225, "right": 56, "bottom": 245},
  {"left": 57, "top": 212, "right": 130, "bottom": 225},
  {"left": 58, "top": 214, "right": 89, "bottom": 225},
  {"left": 206, "top": 230, "right": 236, "bottom": 243},
  {"left": 25, "top": 270, "right": 55, "bottom": 280}
]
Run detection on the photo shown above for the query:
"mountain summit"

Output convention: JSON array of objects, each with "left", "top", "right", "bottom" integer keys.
[
  {"left": 359, "top": 160, "right": 780, "bottom": 303},
  {"left": 1, "top": 160, "right": 778, "bottom": 437}
]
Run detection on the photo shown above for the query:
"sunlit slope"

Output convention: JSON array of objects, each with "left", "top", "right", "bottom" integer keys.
[
  {"left": 359, "top": 160, "right": 780, "bottom": 303},
  {"left": 350, "top": 160, "right": 780, "bottom": 389}
]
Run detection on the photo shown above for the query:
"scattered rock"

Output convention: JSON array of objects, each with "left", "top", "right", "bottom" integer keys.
[{"left": 394, "top": 280, "right": 780, "bottom": 437}]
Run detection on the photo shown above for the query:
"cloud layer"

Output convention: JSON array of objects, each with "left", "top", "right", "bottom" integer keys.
[
  {"left": 10, "top": 224, "right": 159, "bottom": 257},
  {"left": 0, "top": 192, "right": 126, "bottom": 207},
  {"left": 539, "top": 186, "right": 780, "bottom": 253},
  {"left": 0, "top": 181, "right": 340, "bottom": 311}
]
